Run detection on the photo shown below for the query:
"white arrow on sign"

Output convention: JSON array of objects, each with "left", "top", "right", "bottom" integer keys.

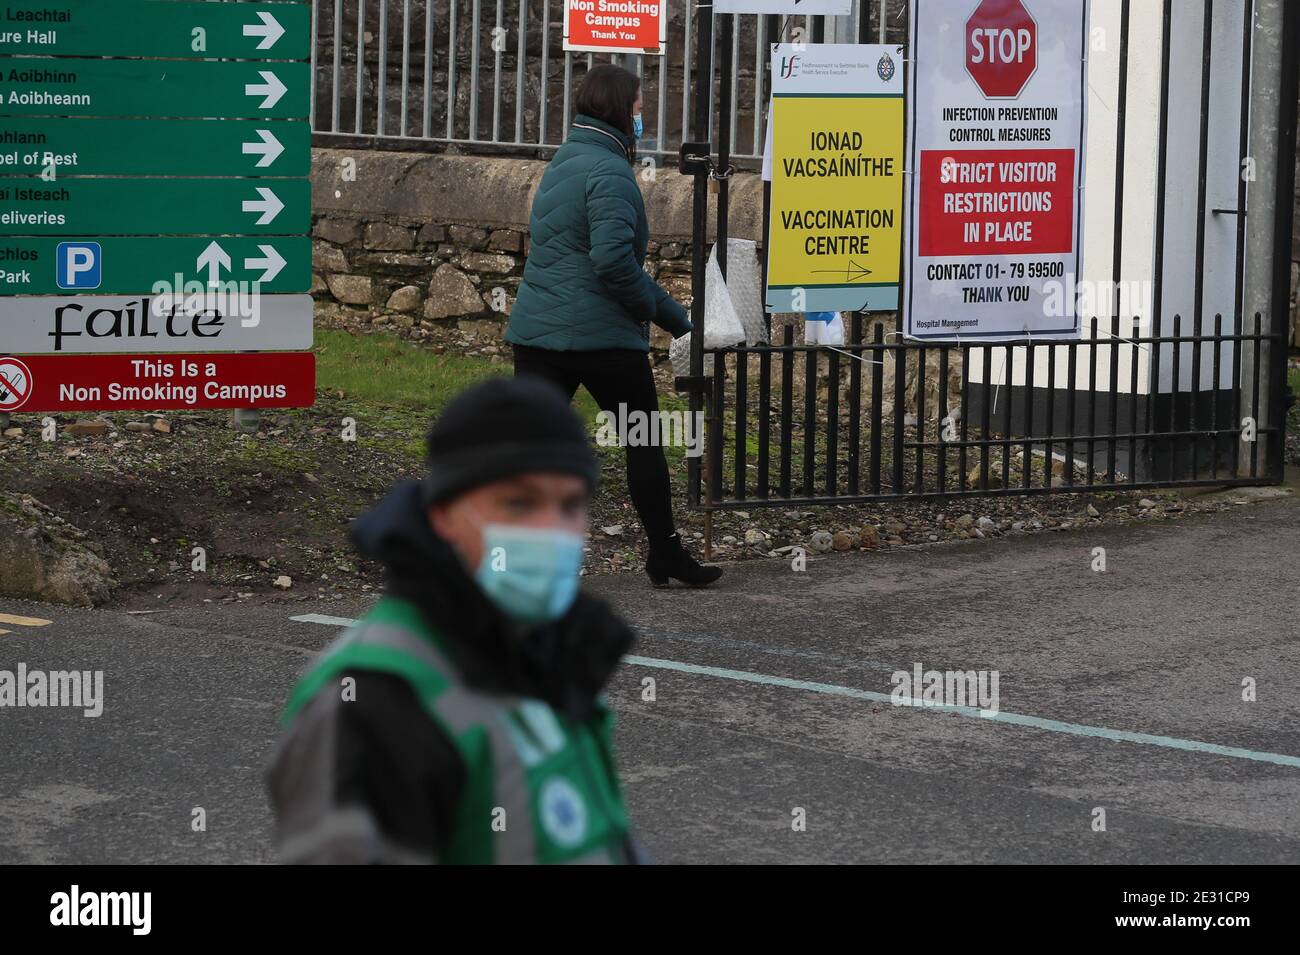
[
  {"left": 241, "top": 129, "right": 285, "bottom": 168},
  {"left": 244, "top": 70, "right": 287, "bottom": 110},
  {"left": 243, "top": 11, "right": 286, "bottom": 51},
  {"left": 242, "top": 187, "right": 285, "bottom": 225},
  {"left": 197, "top": 241, "right": 232, "bottom": 286},
  {"left": 245, "top": 245, "right": 287, "bottom": 284}
]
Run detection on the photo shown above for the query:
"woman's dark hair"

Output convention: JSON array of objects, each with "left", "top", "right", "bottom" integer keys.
[{"left": 575, "top": 64, "right": 640, "bottom": 164}]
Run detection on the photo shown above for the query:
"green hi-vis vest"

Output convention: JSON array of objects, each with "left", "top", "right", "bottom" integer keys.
[{"left": 281, "top": 598, "right": 634, "bottom": 864}]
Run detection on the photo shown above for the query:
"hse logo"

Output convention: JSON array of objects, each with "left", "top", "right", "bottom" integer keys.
[
  {"left": 57, "top": 241, "right": 101, "bottom": 290},
  {"left": 778, "top": 55, "right": 801, "bottom": 79}
]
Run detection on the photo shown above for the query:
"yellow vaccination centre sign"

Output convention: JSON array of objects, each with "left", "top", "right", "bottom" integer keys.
[{"left": 765, "top": 44, "right": 904, "bottom": 313}]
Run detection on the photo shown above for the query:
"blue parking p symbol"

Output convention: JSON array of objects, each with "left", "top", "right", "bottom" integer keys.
[{"left": 57, "top": 242, "right": 101, "bottom": 290}]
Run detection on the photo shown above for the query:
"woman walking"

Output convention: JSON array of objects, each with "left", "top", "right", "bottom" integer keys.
[{"left": 506, "top": 64, "right": 721, "bottom": 589}]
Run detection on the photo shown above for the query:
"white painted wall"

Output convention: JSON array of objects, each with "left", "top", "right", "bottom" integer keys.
[{"left": 971, "top": 0, "right": 1250, "bottom": 397}]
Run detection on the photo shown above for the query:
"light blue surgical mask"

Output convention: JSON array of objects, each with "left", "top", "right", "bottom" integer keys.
[
  {"left": 475, "top": 524, "right": 585, "bottom": 626},
  {"left": 632, "top": 113, "right": 643, "bottom": 140}
]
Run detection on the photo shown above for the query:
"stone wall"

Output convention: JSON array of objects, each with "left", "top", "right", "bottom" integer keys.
[
  {"left": 311, "top": 144, "right": 1300, "bottom": 353},
  {"left": 310, "top": 147, "right": 763, "bottom": 354}
]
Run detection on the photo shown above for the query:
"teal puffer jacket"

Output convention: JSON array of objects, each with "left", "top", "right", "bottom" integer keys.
[{"left": 505, "top": 114, "right": 692, "bottom": 352}]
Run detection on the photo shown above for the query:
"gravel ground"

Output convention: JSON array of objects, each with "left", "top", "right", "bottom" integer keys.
[{"left": 1, "top": 384, "right": 1292, "bottom": 610}]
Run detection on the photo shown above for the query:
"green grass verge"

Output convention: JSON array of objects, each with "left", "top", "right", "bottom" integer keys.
[
  {"left": 313, "top": 328, "right": 681, "bottom": 459},
  {"left": 314, "top": 327, "right": 506, "bottom": 411}
]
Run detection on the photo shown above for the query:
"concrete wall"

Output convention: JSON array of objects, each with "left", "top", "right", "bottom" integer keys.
[{"left": 310, "top": 147, "right": 764, "bottom": 351}]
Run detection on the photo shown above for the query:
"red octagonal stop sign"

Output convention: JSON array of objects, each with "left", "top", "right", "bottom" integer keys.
[{"left": 966, "top": 0, "right": 1037, "bottom": 99}]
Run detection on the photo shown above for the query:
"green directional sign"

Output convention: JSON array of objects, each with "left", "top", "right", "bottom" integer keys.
[
  {"left": 0, "top": 178, "right": 311, "bottom": 235},
  {"left": 0, "top": 57, "right": 309, "bottom": 119},
  {"left": 0, "top": 118, "right": 310, "bottom": 177},
  {"left": 0, "top": 0, "right": 311, "bottom": 60},
  {"left": 0, "top": 236, "right": 312, "bottom": 295}
]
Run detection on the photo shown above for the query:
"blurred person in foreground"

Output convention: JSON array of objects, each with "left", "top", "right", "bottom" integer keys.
[
  {"left": 266, "top": 376, "right": 645, "bottom": 864},
  {"left": 506, "top": 63, "right": 721, "bottom": 589}
]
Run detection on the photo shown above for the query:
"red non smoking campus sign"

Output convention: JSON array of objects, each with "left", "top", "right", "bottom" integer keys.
[{"left": 1, "top": 352, "right": 316, "bottom": 413}]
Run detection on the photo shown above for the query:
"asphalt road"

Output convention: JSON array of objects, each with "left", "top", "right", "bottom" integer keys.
[{"left": 1, "top": 495, "right": 1298, "bottom": 864}]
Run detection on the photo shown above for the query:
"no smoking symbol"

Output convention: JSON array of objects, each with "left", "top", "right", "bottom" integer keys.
[{"left": 0, "top": 357, "right": 33, "bottom": 412}]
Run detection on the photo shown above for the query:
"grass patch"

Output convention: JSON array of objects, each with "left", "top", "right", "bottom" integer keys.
[
  {"left": 232, "top": 440, "right": 316, "bottom": 471},
  {"left": 313, "top": 327, "right": 638, "bottom": 447},
  {"left": 314, "top": 328, "right": 505, "bottom": 411}
]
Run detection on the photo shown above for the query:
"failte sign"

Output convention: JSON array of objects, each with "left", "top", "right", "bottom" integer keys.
[
  {"left": 0, "top": 352, "right": 317, "bottom": 413},
  {"left": 902, "top": 0, "right": 1087, "bottom": 341},
  {"left": 563, "top": 0, "right": 666, "bottom": 54},
  {"left": 5, "top": 294, "right": 315, "bottom": 354}
]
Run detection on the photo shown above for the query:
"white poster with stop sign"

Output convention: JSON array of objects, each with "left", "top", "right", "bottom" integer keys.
[{"left": 903, "top": 0, "right": 1087, "bottom": 341}]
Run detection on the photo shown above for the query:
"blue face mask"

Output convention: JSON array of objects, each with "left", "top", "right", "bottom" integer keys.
[
  {"left": 475, "top": 524, "right": 585, "bottom": 626},
  {"left": 632, "top": 113, "right": 643, "bottom": 140}
]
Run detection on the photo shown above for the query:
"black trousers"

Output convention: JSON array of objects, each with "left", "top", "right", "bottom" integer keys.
[{"left": 512, "top": 344, "right": 676, "bottom": 548}]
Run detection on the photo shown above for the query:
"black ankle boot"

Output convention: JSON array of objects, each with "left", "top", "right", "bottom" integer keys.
[{"left": 646, "top": 533, "right": 723, "bottom": 588}]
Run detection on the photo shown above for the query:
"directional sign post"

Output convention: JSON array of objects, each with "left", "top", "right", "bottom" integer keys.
[
  {"left": 0, "top": 179, "right": 310, "bottom": 234},
  {"left": 0, "top": 0, "right": 315, "bottom": 416},
  {"left": 0, "top": 0, "right": 311, "bottom": 59},
  {"left": 0, "top": 58, "right": 309, "bottom": 119},
  {"left": 0, "top": 118, "right": 311, "bottom": 177},
  {"left": 0, "top": 237, "right": 311, "bottom": 295}
]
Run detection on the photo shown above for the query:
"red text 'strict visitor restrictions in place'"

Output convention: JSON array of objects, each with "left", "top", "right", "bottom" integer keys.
[
  {"left": 3, "top": 352, "right": 316, "bottom": 413},
  {"left": 918, "top": 148, "right": 1075, "bottom": 257}
]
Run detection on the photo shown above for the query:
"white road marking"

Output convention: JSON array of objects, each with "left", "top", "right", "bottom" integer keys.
[{"left": 291, "top": 614, "right": 1300, "bottom": 769}]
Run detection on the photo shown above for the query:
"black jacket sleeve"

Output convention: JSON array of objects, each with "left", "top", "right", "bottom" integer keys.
[{"left": 267, "top": 670, "right": 466, "bottom": 864}]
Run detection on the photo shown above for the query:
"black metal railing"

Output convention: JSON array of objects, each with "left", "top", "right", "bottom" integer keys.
[{"left": 697, "top": 313, "right": 1284, "bottom": 510}]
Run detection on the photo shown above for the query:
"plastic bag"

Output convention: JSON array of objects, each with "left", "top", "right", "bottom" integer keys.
[
  {"left": 670, "top": 243, "right": 747, "bottom": 377},
  {"left": 702, "top": 245, "right": 747, "bottom": 349},
  {"left": 722, "top": 238, "right": 769, "bottom": 346},
  {"left": 804, "top": 311, "right": 844, "bottom": 346}
]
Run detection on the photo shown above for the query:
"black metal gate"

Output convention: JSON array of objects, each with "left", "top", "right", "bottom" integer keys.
[{"left": 676, "top": 1, "right": 1299, "bottom": 523}]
